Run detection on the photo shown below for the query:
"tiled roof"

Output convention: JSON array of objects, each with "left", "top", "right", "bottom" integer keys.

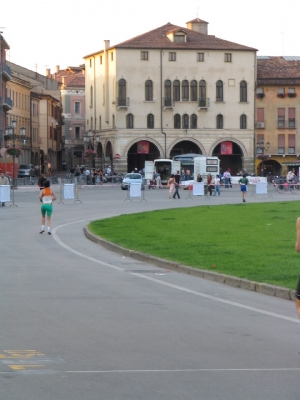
[
  {"left": 186, "top": 18, "right": 208, "bottom": 24},
  {"left": 113, "top": 23, "right": 256, "bottom": 51},
  {"left": 64, "top": 75, "right": 85, "bottom": 88},
  {"left": 257, "top": 56, "right": 300, "bottom": 85}
]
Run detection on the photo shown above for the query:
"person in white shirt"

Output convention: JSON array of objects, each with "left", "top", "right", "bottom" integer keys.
[
  {"left": 213, "top": 175, "right": 221, "bottom": 196},
  {"left": 106, "top": 166, "right": 111, "bottom": 175},
  {"left": 85, "top": 168, "right": 90, "bottom": 184},
  {"left": 0, "top": 171, "right": 9, "bottom": 206}
]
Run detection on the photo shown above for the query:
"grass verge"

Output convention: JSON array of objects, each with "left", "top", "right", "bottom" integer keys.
[{"left": 88, "top": 202, "right": 300, "bottom": 289}]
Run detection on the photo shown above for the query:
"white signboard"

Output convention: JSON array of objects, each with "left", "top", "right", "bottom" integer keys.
[
  {"left": 256, "top": 182, "right": 268, "bottom": 194},
  {"left": 0, "top": 185, "right": 10, "bottom": 202},
  {"left": 193, "top": 182, "right": 204, "bottom": 196},
  {"left": 130, "top": 183, "right": 141, "bottom": 198},
  {"left": 64, "top": 184, "right": 75, "bottom": 199},
  {"left": 230, "top": 176, "right": 267, "bottom": 185}
]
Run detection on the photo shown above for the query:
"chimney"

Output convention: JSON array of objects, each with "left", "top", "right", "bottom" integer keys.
[
  {"left": 46, "top": 68, "right": 51, "bottom": 77},
  {"left": 56, "top": 65, "right": 60, "bottom": 73},
  {"left": 186, "top": 18, "right": 208, "bottom": 35},
  {"left": 104, "top": 40, "right": 110, "bottom": 50}
]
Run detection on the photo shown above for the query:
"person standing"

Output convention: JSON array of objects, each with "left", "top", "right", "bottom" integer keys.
[
  {"left": 85, "top": 168, "right": 90, "bottom": 185},
  {"left": 0, "top": 171, "right": 9, "bottom": 206},
  {"left": 238, "top": 173, "right": 249, "bottom": 202},
  {"left": 39, "top": 180, "right": 56, "bottom": 235},
  {"left": 168, "top": 174, "right": 175, "bottom": 199},
  {"left": 47, "top": 162, "right": 52, "bottom": 176},
  {"left": 207, "top": 174, "right": 213, "bottom": 196},
  {"left": 213, "top": 174, "right": 220, "bottom": 196},
  {"left": 173, "top": 170, "right": 181, "bottom": 199}
]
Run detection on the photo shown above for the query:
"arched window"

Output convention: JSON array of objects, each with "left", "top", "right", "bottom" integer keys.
[
  {"left": 145, "top": 80, "right": 153, "bottom": 101},
  {"left": 118, "top": 79, "right": 126, "bottom": 106},
  {"left": 182, "top": 114, "right": 189, "bottom": 129},
  {"left": 240, "top": 114, "right": 247, "bottom": 129},
  {"left": 190, "top": 80, "right": 197, "bottom": 101},
  {"left": 112, "top": 114, "right": 115, "bottom": 129},
  {"left": 182, "top": 80, "right": 189, "bottom": 101},
  {"left": 174, "top": 114, "right": 181, "bottom": 129},
  {"left": 199, "top": 80, "right": 206, "bottom": 106},
  {"left": 190, "top": 114, "right": 197, "bottom": 129},
  {"left": 240, "top": 81, "right": 247, "bottom": 102},
  {"left": 164, "top": 80, "right": 171, "bottom": 106},
  {"left": 126, "top": 113, "right": 133, "bottom": 129},
  {"left": 147, "top": 114, "right": 154, "bottom": 129},
  {"left": 217, "top": 114, "right": 223, "bottom": 129},
  {"left": 173, "top": 80, "right": 180, "bottom": 101},
  {"left": 216, "top": 80, "right": 223, "bottom": 102}
]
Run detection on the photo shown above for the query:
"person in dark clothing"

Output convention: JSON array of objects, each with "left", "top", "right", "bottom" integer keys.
[
  {"left": 173, "top": 170, "right": 181, "bottom": 199},
  {"left": 38, "top": 174, "right": 47, "bottom": 190}
]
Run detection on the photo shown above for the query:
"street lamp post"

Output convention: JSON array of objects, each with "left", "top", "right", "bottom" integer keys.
[
  {"left": 83, "top": 130, "right": 99, "bottom": 171},
  {"left": 257, "top": 139, "right": 270, "bottom": 177}
]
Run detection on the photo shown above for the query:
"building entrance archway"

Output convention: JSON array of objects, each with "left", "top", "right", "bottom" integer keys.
[
  {"left": 170, "top": 140, "right": 201, "bottom": 158},
  {"left": 127, "top": 141, "right": 160, "bottom": 173},
  {"left": 212, "top": 142, "right": 243, "bottom": 175}
]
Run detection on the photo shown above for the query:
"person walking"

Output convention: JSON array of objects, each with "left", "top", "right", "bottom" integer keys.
[
  {"left": 38, "top": 174, "right": 47, "bottom": 190},
  {"left": 0, "top": 171, "right": 9, "bottom": 206},
  {"left": 173, "top": 170, "right": 181, "bottom": 199},
  {"left": 168, "top": 174, "right": 175, "bottom": 199},
  {"left": 39, "top": 180, "right": 56, "bottom": 235},
  {"left": 238, "top": 173, "right": 249, "bottom": 202},
  {"left": 213, "top": 174, "right": 221, "bottom": 196}
]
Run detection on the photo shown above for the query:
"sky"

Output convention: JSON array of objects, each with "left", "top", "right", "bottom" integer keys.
[{"left": 2, "top": 0, "right": 300, "bottom": 75}]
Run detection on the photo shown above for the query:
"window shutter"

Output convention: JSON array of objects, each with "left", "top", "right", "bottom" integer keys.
[
  {"left": 278, "top": 134, "right": 285, "bottom": 147},
  {"left": 257, "top": 108, "right": 264, "bottom": 122},
  {"left": 278, "top": 108, "right": 285, "bottom": 117},
  {"left": 288, "top": 134, "right": 295, "bottom": 146},
  {"left": 289, "top": 108, "right": 296, "bottom": 118}
]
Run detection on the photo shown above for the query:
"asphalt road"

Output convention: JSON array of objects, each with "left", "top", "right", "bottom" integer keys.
[{"left": 1, "top": 184, "right": 300, "bottom": 399}]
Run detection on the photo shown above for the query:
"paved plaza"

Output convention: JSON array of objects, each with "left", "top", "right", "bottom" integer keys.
[{"left": 1, "top": 183, "right": 300, "bottom": 399}]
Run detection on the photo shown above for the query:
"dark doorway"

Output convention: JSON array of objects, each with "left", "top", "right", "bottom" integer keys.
[
  {"left": 170, "top": 140, "right": 201, "bottom": 157},
  {"left": 127, "top": 141, "right": 160, "bottom": 172},
  {"left": 212, "top": 142, "right": 243, "bottom": 175}
]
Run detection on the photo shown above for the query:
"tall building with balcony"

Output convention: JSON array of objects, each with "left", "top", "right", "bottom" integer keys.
[
  {"left": 0, "top": 33, "right": 12, "bottom": 147},
  {"left": 84, "top": 18, "right": 257, "bottom": 174},
  {"left": 48, "top": 66, "right": 85, "bottom": 170},
  {"left": 256, "top": 56, "right": 300, "bottom": 176}
]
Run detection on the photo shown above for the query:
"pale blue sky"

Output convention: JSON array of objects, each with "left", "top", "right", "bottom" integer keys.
[{"left": 3, "top": 0, "right": 300, "bottom": 74}]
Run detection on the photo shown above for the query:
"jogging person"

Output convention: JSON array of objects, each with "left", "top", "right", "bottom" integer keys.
[
  {"left": 238, "top": 173, "right": 249, "bottom": 202},
  {"left": 39, "top": 180, "right": 56, "bottom": 235}
]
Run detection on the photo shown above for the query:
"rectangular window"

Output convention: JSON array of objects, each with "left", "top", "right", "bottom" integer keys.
[
  {"left": 111, "top": 53, "right": 113, "bottom": 61},
  {"left": 100, "top": 56, "right": 102, "bottom": 64},
  {"left": 288, "top": 108, "right": 296, "bottom": 128},
  {"left": 278, "top": 134, "right": 285, "bottom": 154},
  {"left": 75, "top": 101, "right": 80, "bottom": 114},
  {"left": 278, "top": 88, "right": 285, "bottom": 97},
  {"left": 89, "top": 59, "right": 92, "bottom": 67},
  {"left": 257, "top": 134, "right": 264, "bottom": 154},
  {"left": 169, "top": 52, "right": 176, "bottom": 61},
  {"left": 288, "top": 134, "right": 295, "bottom": 154},
  {"left": 75, "top": 126, "right": 80, "bottom": 140},
  {"left": 288, "top": 88, "right": 295, "bottom": 94},
  {"left": 278, "top": 108, "right": 285, "bottom": 128},
  {"left": 174, "top": 35, "right": 185, "bottom": 42},
  {"left": 197, "top": 53, "right": 204, "bottom": 62},
  {"left": 225, "top": 53, "right": 232, "bottom": 62},
  {"left": 141, "top": 51, "right": 148, "bottom": 60}
]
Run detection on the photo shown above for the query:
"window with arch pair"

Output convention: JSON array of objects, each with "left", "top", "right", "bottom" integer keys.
[
  {"left": 174, "top": 114, "right": 197, "bottom": 129},
  {"left": 126, "top": 113, "right": 155, "bottom": 129},
  {"left": 164, "top": 80, "right": 206, "bottom": 103},
  {"left": 216, "top": 80, "right": 247, "bottom": 102}
]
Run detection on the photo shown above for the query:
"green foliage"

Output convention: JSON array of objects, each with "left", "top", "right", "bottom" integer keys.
[{"left": 88, "top": 202, "right": 300, "bottom": 289}]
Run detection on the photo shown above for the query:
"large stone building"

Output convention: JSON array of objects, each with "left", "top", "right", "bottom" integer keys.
[
  {"left": 0, "top": 33, "right": 12, "bottom": 147},
  {"left": 256, "top": 56, "right": 300, "bottom": 176},
  {"left": 84, "top": 18, "right": 257, "bottom": 174},
  {"left": 48, "top": 66, "right": 85, "bottom": 170}
]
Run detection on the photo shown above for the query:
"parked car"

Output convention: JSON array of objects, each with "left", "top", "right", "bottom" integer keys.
[
  {"left": 18, "top": 164, "right": 32, "bottom": 178},
  {"left": 121, "top": 173, "right": 145, "bottom": 190}
]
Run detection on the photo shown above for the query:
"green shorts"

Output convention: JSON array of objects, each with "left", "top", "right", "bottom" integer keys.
[{"left": 41, "top": 203, "right": 53, "bottom": 217}]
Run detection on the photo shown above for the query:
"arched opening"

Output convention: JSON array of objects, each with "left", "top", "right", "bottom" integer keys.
[
  {"left": 127, "top": 141, "right": 160, "bottom": 173},
  {"left": 170, "top": 141, "right": 202, "bottom": 158},
  {"left": 212, "top": 141, "right": 243, "bottom": 175},
  {"left": 257, "top": 159, "right": 282, "bottom": 177}
]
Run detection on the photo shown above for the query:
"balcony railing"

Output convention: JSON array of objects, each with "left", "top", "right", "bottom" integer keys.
[
  {"left": 198, "top": 98, "right": 210, "bottom": 109},
  {"left": 163, "top": 98, "right": 174, "bottom": 109},
  {"left": 2, "top": 63, "right": 12, "bottom": 80},
  {"left": 0, "top": 96, "right": 13, "bottom": 110},
  {"left": 277, "top": 120, "right": 296, "bottom": 129},
  {"left": 117, "top": 97, "right": 130, "bottom": 108}
]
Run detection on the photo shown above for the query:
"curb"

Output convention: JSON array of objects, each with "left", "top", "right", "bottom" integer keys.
[{"left": 83, "top": 226, "right": 295, "bottom": 302}]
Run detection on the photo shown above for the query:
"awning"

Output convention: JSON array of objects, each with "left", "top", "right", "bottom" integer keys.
[{"left": 281, "top": 161, "right": 300, "bottom": 166}]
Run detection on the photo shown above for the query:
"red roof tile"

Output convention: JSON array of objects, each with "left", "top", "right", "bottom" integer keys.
[
  {"left": 113, "top": 23, "right": 256, "bottom": 51},
  {"left": 257, "top": 57, "right": 300, "bottom": 85}
]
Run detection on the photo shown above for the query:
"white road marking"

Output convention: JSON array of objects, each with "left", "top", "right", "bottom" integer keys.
[{"left": 52, "top": 220, "right": 300, "bottom": 324}]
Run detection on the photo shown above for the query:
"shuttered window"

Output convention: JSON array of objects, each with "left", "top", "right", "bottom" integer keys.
[
  {"left": 288, "top": 108, "right": 296, "bottom": 128},
  {"left": 278, "top": 134, "right": 285, "bottom": 154},
  {"left": 288, "top": 134, "right": 295, "bottom": 154},
  {"left": 257, "top": 108, "right": 264, "bottom": 122},
  {"left": 278, "top": 108, "right": 285, "bottom": 128}
]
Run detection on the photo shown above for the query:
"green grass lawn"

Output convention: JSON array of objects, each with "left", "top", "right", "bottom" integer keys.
[{"left": 88, "top": 202, "right": 300, "bottom": 289}]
